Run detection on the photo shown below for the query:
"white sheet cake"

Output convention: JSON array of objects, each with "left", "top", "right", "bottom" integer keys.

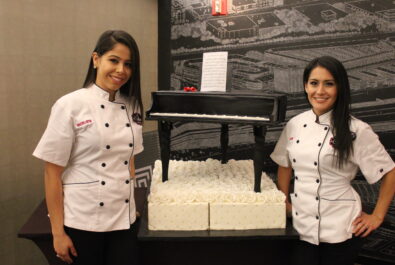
[{"left": 148, "top": 159, "right": 285, "bottom": 231}]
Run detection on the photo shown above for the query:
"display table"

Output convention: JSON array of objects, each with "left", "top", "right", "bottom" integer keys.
[
  {"left": 19, "top": 187, "right": 298, "bottom": 265},
  {"left": 138, "top": 210, "right": 299, "bottom": 265}
]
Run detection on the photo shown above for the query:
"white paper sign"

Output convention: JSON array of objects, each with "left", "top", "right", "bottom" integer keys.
[{"left": 200, "top": 51, "right": 228, "bottom": 92}]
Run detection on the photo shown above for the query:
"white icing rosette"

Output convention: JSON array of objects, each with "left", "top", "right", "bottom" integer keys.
[{"left": 149, "top": 159, "right": 285, "bottom": 204}]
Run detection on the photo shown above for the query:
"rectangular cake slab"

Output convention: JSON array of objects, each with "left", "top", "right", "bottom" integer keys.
[
  {"left": 148, "top": 202, "right": 209, "bottom": 231},
  {"left": 210, "top": 203, "right": 285, "bottom": 230}
]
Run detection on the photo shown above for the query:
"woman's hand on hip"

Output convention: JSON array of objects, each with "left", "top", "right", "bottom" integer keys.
[
  {"left": 352, "top": 211, "right": 383, "bottom": 237},
  {"left": 53, "top": 233, "right": 78, "bottom": 264}
]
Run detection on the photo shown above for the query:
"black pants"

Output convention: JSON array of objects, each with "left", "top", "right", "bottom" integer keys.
[
  {"left": 64, "top": 221, "right": 140, "bottom": 265},
  {"left": 291, "top": 237, "right": 364, "bottom": 265}
]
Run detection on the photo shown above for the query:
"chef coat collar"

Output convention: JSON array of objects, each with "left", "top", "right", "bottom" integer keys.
[
  {"left": 90, "top": 84, "right": 122, "bottom": 102},
  {"left": 309, "top": 109, "right": 333, "bottom": 125}
]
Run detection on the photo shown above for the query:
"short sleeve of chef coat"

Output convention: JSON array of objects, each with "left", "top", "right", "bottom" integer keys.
[
  {"left": 352, "top": 121, "right": 395, "bottom": 184},
  {"left": 270, "top": 123, "right": 291, "bottom": 168},
  {"left": 33, "top": 99, "right": 74, "bottom": 167}
]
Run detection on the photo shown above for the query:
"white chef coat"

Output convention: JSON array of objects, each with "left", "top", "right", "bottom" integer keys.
[
  {"left": 33, "top": 84, "right": 144, "bottom": 232},
  {"left": 271, "top": 109, "right": 394, "bottom": 245}
]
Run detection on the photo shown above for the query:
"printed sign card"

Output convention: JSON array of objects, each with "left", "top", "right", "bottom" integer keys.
[{"left": 200, "top": 51, "right": 228, "bottom": 92}]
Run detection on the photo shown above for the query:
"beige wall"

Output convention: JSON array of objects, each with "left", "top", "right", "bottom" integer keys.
[{"left": 0, "top": 0, "right": 157, "bottom": 264}]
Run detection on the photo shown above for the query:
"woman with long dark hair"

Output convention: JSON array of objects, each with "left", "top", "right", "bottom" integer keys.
[
  {"left": 271, "top": 56, "right": 395, "bottom": 265},
  {"left": 33, "top": 30, "right": 143, "bottom": 265}
]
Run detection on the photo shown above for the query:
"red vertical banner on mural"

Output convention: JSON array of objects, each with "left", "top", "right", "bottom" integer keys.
[{"left": 212, "top": 0, "right": 227, "bottom": 16}]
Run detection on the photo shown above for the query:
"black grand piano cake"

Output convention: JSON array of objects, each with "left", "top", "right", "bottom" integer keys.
[{"left": 146, "top": 91, "right": 288, "bottom": 230}]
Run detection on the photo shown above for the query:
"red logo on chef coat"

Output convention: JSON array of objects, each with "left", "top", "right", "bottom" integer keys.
[
  {"left": 289, "top": 137, "right": 294, "bottom": 141},
  {"left": 76, "top": 120, "right": 92, "bottom": 127}
]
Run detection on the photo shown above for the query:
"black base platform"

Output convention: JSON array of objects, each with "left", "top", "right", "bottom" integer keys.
[{"left": 138, "top": 210, "right": 299, "bottom": 265}]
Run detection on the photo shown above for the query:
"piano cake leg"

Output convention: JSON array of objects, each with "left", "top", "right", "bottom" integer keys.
[
  {"left": 253, "top": 126, "right": 267, "bottom": 192},
  {"left": 220, "top": 124, "right": 229, "bottom": 164},
  {"left": 158, "top": 121, "right": 172, "bottom": 182}
]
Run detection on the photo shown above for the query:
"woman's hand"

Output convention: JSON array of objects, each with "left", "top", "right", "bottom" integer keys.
[
  {"left": 352, "top": 211, "right": 383, "bottom": 237},
  {"left": 53, "top": 233, "right": 77, "bottom": 264},
  {"left": 353, "top": 168, "right": 395, "bottom": 238}
]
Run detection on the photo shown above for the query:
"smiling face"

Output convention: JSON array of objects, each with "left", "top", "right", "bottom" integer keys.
[
  {"left": 92, "top": 43, "right": 132, "bottom": 94},
  {"left": 305, "top": 66, "right": 338, "bottom": 116}
]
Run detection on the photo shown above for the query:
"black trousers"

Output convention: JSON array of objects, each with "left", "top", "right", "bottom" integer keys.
[
  {"left": 64, "top": 221, "right": 140, "bottom": 265},
  {"left": 291, "top": 237, "right": 365, "bottom": 265}
]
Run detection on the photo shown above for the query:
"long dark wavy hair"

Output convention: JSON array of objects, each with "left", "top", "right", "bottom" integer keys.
[
  {"left": 83, "top": 30, "right": 143, "bottom": 123},
  {"left": 303, "top": 56, "right": 353, "bottom": 168}
]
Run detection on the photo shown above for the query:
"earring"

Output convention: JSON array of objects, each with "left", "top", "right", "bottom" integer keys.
[{"left": 93, "top": 65, "right": 97, "bottom": 69}]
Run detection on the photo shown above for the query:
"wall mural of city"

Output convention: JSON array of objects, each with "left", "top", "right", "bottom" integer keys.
[{"left": 158, "top": 0, "right": 394, "bottom": 263}]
